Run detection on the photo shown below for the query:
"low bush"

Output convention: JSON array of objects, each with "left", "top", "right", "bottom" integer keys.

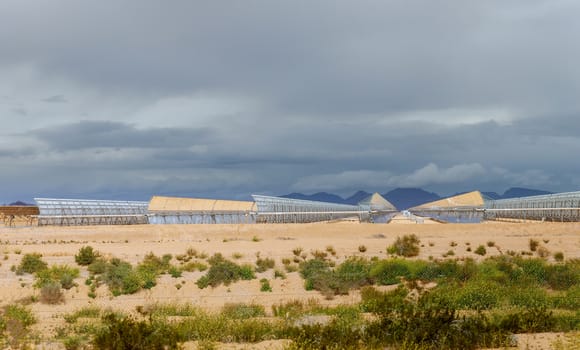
[
  {"left": 196, "top": 254, "right": 255, "bottom": 289},
  {"left": 93, "top": 313, "right": 180, "bottom": 349},
  {"left": 74, "top": 246, "right": 99, "bottom": 266},
  {"left": 474, "top": 245, "right": 487, "bottom": 256},
  {"left": 16, "top": 253, "right": 47, "bottom": 274},
  {"left": 221, "top": 303, "right": 265, "bottom": 319},
  {"left": 387, "top": 234, "right": 420, "bottom": 257},
  {"left": 260, "top": 278, "right": 272, "bottom": 292},
  {"left": 255, "top": 257, "right": 275, "bottom": 273},
  {"left": 40, "top": 281, "right": 65, "bottom": 304},
  {"left": 35, "top": 265, "right": 80, "bottom": 290},
  {"left": 369, "top": 259, "right": 411, "bottom": 285},
  {"left": 529, "top": 239, "right": 540, "bottom": 252}
]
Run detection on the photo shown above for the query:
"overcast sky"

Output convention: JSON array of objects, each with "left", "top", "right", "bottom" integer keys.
[{"left": 1, "top": 0, "right": 579, "bottom": 203}]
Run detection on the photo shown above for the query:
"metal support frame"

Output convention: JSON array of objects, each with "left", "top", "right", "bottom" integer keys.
[{"left": 35, "top": 198, "right": 149, "bottom": 226}]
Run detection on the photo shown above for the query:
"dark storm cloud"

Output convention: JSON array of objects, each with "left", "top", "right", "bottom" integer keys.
[
  {"left": 31, "top": 120, "right": 213, "bottom": 151},
  {"left": 42, "top": 95, "right": 67, "bottom": 103},
  {"left": 0, "top": 0, "right": 579, "bottom": 202}
]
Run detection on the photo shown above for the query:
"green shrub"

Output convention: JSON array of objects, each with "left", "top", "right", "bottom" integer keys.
[
  {"left": 35, "top": 265, "right": 80, "bottom": 290},
  {"left": 102, "top": 258, "right": 144, "bottom": 295},
  {"left": 529, "top": 239, "right": 540, "bottom": 252},
  {"left": 387, "top": 234, "right": 420, "bottom": 257},
  {"left": 17, "top": 253, "right": 47, "bottom": 274},
  {"left": 221, "top": 303, "right": 266, "bottom": 319},
  {"left": 2, "top": 304, "right": 36, "bottom": 328},
  {"left": 260, "top": 279, "right": 272, "bottom": 292},
  {"left": 196, "top": 254, "right": 255, "bottom": 289},
  {"left": 40, "top": 281, "right": 65, "bottom": 304},
  {"left": 546, "top": 264, "right": 579, "bottom": 290},
  {"left": 180, "top": 261, "right": 208, "bottom": 272},
  {"left": 74, "top": 246, "right": 99, "bottom": 266},
  {"left": 87, "top": 258, "right": 108, "bottom": 275},
  {"left": 333, "top": 256, "right": 372, "bottom": 290},
  {"left": 255, "top": 257, "right": 275, "bottom": 272},
  {"left": 63, "top": 306, "right": 102, "bottom": 323},
  {"left": 369, "top": 259, "right": 411, "bottom": 285},
  {"left": 455, "top": 280, "right": 501, "bottom": 310},
  {"left": 169, "top": 266, "right": 182, "bottom": 278},
  {"left": 93, "top": 313, "right": 180, "bottom": 349},
  {"left": 474, "top": 245, "right": 486, "bottom": 256}
]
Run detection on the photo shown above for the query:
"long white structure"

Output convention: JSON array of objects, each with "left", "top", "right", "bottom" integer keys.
[
  {"left": 484, "top": 191, "right": 580, "bottom": 222},
  {"left": 35, "top": 198, "right": 149, "bottom": 226},
  {"left": 252, "top": 194, "right": 369, "bottom": 223}
]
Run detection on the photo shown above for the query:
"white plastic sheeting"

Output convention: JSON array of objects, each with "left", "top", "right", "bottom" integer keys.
[{"left": 35, "top": 198, "right": 149, "bottom": 226}]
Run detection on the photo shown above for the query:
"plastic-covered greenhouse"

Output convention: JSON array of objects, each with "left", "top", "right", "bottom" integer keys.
[
  {"left": 147, "top": 196, "right": 257, "bottom": 224},
  {"left": 484, "top": 191, "right": 580, "bottom": 222},
  {"left": 409, "top": 191, "right": 485, "bottom": 223},
  {"left": 35, "top": 198, "right": 149, "bottom": 226},
  {"left": 252, "top": 195, "right": 368, "bottom": 223}
]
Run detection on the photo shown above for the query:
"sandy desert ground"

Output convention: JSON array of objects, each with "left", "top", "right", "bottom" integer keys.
[{"left": 0, "top": 218, "right": 579, "bottom": 349}]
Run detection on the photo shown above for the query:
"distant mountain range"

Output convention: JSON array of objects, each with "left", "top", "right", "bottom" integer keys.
[{"left": 281, "top": 187, "right": 554, "bottom": 211}]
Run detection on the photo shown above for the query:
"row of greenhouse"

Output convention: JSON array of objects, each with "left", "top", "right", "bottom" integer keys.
[
  {"left": 30, "top": 192, "right": 398, "bottom": 226},
  {"left": 4, "top": 189, "right": 580, "bottom": 226}
]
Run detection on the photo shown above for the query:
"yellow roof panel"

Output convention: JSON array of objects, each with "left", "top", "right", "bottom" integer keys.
[
  {"left": 148, "top": 196, "right": 256, "bottom": 212},
  {"left": 412, "top": 191, "right": 484, "bottom": 209}
]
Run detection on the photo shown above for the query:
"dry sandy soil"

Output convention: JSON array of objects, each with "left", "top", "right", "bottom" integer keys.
[{"left": 0, "top": 218, "right": 579, "bottom": 349}]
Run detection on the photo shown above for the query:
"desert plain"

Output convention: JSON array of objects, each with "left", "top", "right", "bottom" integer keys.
[{"left": 0, "top": 218, "right": 579, "bottom": 349}]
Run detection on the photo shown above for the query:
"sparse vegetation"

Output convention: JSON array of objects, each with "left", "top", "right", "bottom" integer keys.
[
  {"left": 529, "top": 238, "right": 540, "bottom": 252},
  {"left": 196, "top": 253, "right": 255, "bottom": 289},
  {"left": 16, "top": 253, "right": 47, "bottom": 275},
  {"left": 554, "top": 251, "right": 564, "bottom": 262},
  {"left": 358, "top": 245, "right": 367, "bottom": 253},
  {"left": 475, "top": 245, "right": 487, "bottom": 256},
  {"left": 255, "top": 257, "right": 275, "bottom": 272},
  {"left": 387, "top": 234, "right": 420, "bottom": 257},
  {"left": 74, "top": 246, "right": 99, "bottom": 266}
]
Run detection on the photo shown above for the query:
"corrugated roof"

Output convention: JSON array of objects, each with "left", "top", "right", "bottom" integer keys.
[
  {"left": 148, "top": 196, "right": 256, "bottom": 212},
  {"left": 412, "top": 191, "right": 484, "bottom": 209},
  {"left": 0, "top": 206, "right": 39, "bottom": 216},
  {"left": 358, "top": 193, "right": 397, "bottom": 211}
]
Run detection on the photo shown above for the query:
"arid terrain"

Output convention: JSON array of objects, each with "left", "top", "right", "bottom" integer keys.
[{"left": 0, "top": 219, "right": 579, "bottom": 349}]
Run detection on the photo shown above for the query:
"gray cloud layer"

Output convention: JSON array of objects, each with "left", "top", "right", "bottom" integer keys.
[{"left": 0, "top": 0, "right": 579, "bottom": 202}]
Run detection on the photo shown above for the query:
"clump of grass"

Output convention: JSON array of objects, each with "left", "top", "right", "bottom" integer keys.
[
  {"left": 311, "top": 250, "right": 328, "bottom": 259},
  {"left": 35, "top": 265, "right": 80, "bottom": 290},
  {"left": 196, "top": 253, "right": 255, "bottom": 289},
  {"left": 553, "top": 252, "right": 564, "bottom": 262},
  {"left": 387, "top": 234, "right": 420, "bottom": 257},
  {"left": 443, "top": 250, "right": 455, "bottom": 257},
  {"left": 40, "top": 281, "right": 65, "bottom": 304},
  {"left": 326, "top": 245, "right": 337, "bottom": 256},
  {"left": 450, "top": 241, "right": 458, "bottom": 247},
  {"left": 16, "top": 253, "right": 47, "bottom": 275},
  {"left": 487, "top": 241, "right": 495, "bottom": 247},
  {"left": 529, "top": 239, "right": 540, "bottom": 252},
  {"left": 63, "top": 306, "right": 102, "bottom": 323},
  {"left": 255, "top": 257, "right": 275, "bottom": 273},
  {"left": 260, "top": 278, "right": 272, "bottom": 292},
  {"left": 537, "top": 246, "right": 550, "bottom": 258},
  {"left": 180, "top": 261, "right": 208, "bottom": 272},
  {"left": 358, "top": 245, "right": 367, "bottom": 253},
  {"left": 292, "top": 247, "right": 303, "bottom": 256},
  {"left": 274, "top": 269, "right": 287, "bottom": 279},
  {"left": 221, "top": 303, "right": 266, "bottom": 319},
  {"left": 232, "top": 252, "right": 243, "bottom": 260},
  {"left": 282, "top": 258, "right": 291, "bottom": 265},
  {"left": 75, "top": 246, "right": 100, "bottom": 266},
  {"left": 466, "top": 247, "right": 472, "bottom": 252},
  {"left": 251, "top": 235, "right": 261, "bottom": 242},
  {"left": 474, "top": 245, "right": 487, "bottom": 256}
]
